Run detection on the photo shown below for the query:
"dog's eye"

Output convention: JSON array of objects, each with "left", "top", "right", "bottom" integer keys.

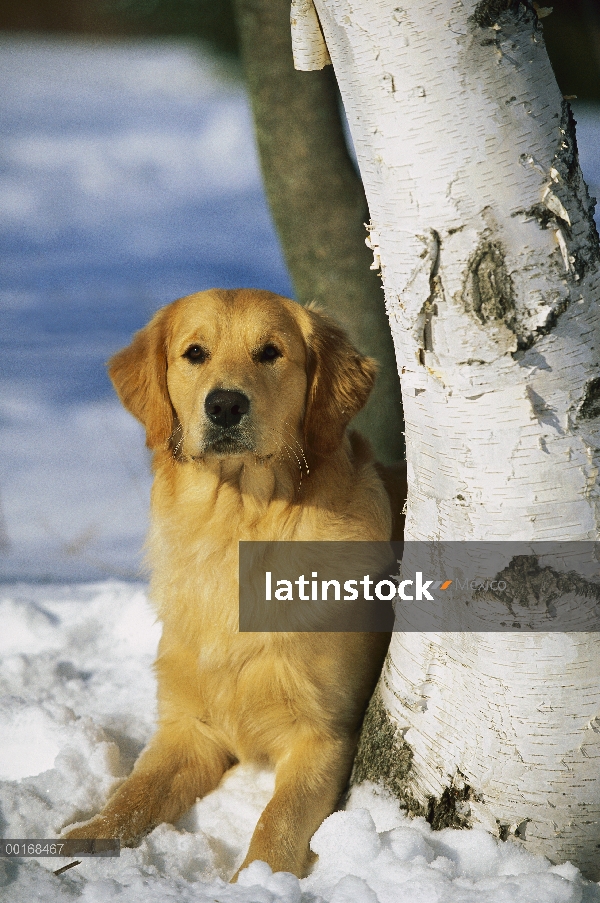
[
  {"left": 183, "top": 344, "right": 208, "bottom": 363},
  {"left": 258, "top": 344, "right": 282, "bottom": 363}
]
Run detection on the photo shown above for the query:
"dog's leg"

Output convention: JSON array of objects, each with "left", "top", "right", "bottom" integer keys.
[
  {"left": 64, "top": 719, "right": 231, "bottom": 845},
  {"left": 234, "top": 734, "right": 354, "bottom": 879}
]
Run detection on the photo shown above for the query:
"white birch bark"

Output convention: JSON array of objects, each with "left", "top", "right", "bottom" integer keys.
[
  {"left": 291, "top": 0, "right": 331, "bottom": 70},
  {"left": 293, "top": 0, "right": 600, "bottom": 876}
]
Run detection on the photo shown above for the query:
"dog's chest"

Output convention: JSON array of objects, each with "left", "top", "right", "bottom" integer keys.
[{"left": 163, "top": 626, "right": 333, "bottom": 762}]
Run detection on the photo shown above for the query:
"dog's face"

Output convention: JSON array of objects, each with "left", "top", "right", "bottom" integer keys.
[
  {"left": 165, "top": 290, "right": 310, "bottom": 460},
  {"left": 108, "top": 289, "right": 377, "bottom": 463}
]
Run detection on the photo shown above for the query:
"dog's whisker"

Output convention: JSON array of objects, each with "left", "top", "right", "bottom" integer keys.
[
  {"left": 273, "top": 421, "right": 310, "bottom": 492},
  {"left": 277, "top": 440, "right": 296, "bottom": 472},
  {"left": 171, "top": 426, "right": 186, "bottom": 458},
  {"left": 282, "top": 436, "right": 302, "bottom": 471},
  {"left": 281, "top": 421, "right": 310, "bottom": 476},
  {"left": 281, "top": 419, "right": 308, "bottom": 460},
  {"left": 279, "top": 421, "right": 303, "bottom": 452},
  {"left": 274, "top": 435, "right": 301, "bottom": 475},
  {"left": 270, "top": 432, "right": 304, "bottom": 494},
  {"left": 272, "top": 431, "right": 301, "bottom": 470},
  {"left": 169, "top": 421, "right": 195, "bottom": 462}
]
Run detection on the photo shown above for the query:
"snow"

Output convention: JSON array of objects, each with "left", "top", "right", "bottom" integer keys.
[
  {"left": 0, "top": 36, "right": 599, "bottom": 903},
  {"left": 1, "top": 582, "right": 598, "bottom": 902}
]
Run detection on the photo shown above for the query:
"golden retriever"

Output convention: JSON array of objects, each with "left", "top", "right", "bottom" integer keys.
[{"left": 64, "top": 288, "right": 404, "bottom": 878}]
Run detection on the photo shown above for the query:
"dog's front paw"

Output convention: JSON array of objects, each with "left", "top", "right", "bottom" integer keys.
[
  {"left": 63, "top": 815, "right": 114, "bottom": 841},
  {"left": 63, "top": 814, "right": 145, "bottom": 847}
]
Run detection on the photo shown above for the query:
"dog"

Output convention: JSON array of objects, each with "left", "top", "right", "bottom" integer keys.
[{"left": 64, "top": 288, "right": 405, "bottom": 878}]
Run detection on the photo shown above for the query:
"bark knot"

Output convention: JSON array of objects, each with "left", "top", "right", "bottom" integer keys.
[
  {"left": 469, "top": 0, "right": 537, "bottom": 29},
  {"left": 463, "top": 240, "right": 516, "bottom": 332},
  {"left": 475, "top": 555, "right": 600, "bottom": 625}
]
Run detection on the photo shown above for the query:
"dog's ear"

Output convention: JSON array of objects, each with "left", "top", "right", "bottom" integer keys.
[
  {"left": 108, "top": 308, "right": 174, "bottom": 450},
  {"left": 302, "top": 308, "right": 378, "bottom": 459}
]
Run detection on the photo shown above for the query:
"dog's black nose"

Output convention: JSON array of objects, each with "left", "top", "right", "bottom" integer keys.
[{"left": 205, "top": 390, "right": 250, "bottom": 428}]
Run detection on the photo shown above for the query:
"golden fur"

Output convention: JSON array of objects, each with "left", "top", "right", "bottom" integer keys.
[{"left": 64, "top": 288, "right": 405, "bottom": 878}]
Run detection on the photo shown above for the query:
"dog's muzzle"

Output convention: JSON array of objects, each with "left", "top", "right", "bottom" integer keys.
[{"left": 202, "top": 389, "right": 254, "bottom": 454}]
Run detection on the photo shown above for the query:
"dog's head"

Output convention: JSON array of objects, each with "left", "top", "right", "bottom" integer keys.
[{"left": 108, "top": 289, "right": 377, "bottom": 464}]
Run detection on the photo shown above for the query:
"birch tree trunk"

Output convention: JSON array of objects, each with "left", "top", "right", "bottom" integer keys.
[{"left": 292, "top": 0, "right": 600, "bottom": 878}]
